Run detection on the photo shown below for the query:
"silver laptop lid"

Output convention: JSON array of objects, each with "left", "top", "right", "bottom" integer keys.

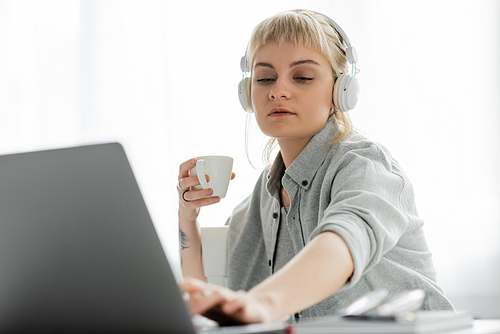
[{"left": 0, "top": 143, "right": 195, "bottom": 334}]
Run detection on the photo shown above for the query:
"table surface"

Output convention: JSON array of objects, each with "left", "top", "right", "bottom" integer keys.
[{"left": 450, "top": 320, "right": 500, "bottom": 334}]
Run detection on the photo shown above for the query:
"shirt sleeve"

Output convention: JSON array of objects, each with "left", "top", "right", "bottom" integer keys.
[{"left": 309, "top": 140, "right": 421, "bottom": 290}]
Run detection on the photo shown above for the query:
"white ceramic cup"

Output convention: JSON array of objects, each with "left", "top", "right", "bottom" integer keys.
[{"left": 190, "top": 156, "right": 233, "bottom": 199}]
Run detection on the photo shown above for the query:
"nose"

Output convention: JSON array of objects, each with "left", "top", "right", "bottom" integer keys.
[{"left": 269, "top": 79, "right": 291, "bottom": 100}]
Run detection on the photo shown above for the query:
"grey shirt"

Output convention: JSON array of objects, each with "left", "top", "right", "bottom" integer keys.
[
  {"left": 273, "top": 207, "right": 294, "bottom": 274},
  {"left": 226, "top": 119, "right": 454, "bottom": 317}
]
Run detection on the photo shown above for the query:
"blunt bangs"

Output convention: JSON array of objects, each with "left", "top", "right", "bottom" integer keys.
[{"left": 247, "top": 11, "right": 331, "bottom": 70}]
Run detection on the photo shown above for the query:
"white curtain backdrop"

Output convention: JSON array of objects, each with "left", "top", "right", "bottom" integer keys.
[{"left": 0, "top": 0, "right": 498, "bottom": 318}]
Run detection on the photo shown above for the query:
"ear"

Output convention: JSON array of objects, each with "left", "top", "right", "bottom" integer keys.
[{"left": 330, "top": 101, "right": 336, "bottom": 115}]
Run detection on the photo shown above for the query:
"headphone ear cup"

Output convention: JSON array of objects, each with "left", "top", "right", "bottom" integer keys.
[
  {"left": 333, "top": 74, "right": 348, "bottom": 112},
  {"left": 333, "top": 74, "right": 359, "bottom": 112},
  {"left": 238, "top": 77, "right": 253, "bottom": 113}
]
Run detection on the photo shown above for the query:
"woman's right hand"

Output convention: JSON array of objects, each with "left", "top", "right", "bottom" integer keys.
[{"left": 177, "top": 158, "right": 222, "bottom": 223}]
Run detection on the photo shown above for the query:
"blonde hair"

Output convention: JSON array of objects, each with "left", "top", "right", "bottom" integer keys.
[{"left": 244, "top": 9, "right": 354, "bottom": 165}]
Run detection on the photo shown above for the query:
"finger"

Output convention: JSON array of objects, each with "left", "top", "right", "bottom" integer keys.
[
  {"left": 193, "top": 288, "right": 238, "bottom": 316},
  {"left": 181, "top": 277, "right": 224, "bottom": 295},
  {"left": 178, "top": 158, "right": 197, "bottom": 179},
  {"left": 221, "top": 291, "right": 247, "bottom": 314},
  {"left": 180, "top": 277, "right": 209, "bottom": 292},
  {"left": 178, "top": 174, "right": 210, "bottom": 191},
  {"left": 180, "top": 188, "right": 215, "bottom": 202},
  {"left": 181, "top": 279, "right": 233, "bottom": 315},
  {"left": 190, "top": 290, "right": 228, "bottom": 315}
]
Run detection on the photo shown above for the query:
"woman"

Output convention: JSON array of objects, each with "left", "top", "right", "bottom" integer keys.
[{"left": 177, "top": 9, "right": 453, "bottom": 324}]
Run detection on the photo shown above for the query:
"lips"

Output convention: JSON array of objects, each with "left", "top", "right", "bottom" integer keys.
[{"left": 268, "top": 107, "right": 295, "bottom": 116}]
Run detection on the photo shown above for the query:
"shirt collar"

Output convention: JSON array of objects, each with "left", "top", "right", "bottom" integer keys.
[{"left": 266, "top": 119, "right": 339, "bottom": 196}]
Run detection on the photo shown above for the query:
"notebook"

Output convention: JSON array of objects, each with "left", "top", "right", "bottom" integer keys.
[
  {"left": 0, "top": 143, "right": 286, "bottom": 334},
  {"left": 291, "top": 311, "right": 473, "bottom": 334}
]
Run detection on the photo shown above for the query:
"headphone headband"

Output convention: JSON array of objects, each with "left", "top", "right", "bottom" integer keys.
[{"left": 310, "top": 11, "right": 358, "bottom": 65}]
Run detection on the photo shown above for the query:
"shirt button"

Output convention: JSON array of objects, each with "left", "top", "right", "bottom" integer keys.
[
  {"left": 302, "top": 180, "right": 308, "bottom": 186},
  {"left": 272, "top": 212, "right": 278, "bottom": 219},
  {"left": 268, "top": 260, "right": 272, "bottom": 266}
]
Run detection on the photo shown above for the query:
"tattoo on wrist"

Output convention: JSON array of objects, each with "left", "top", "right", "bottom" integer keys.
[{"left": 179, "top": 228, "right": 189, "bottom": 250}]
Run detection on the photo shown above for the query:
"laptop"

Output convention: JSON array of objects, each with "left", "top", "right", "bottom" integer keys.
[{"left": 0, "top": 143, "right": 286, "bottom": 333}]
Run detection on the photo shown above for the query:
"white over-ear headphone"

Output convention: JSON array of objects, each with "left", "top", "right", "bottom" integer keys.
[
  {"left": 238, "top": 57, "right": 252, "bottom": 113},
  {"left": 238, "top": 12, "right": 359, "bottom": 113}
]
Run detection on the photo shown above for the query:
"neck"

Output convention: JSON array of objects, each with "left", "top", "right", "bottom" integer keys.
[{"left": 277, "top": 137, "right": 312, "bottom": 169}]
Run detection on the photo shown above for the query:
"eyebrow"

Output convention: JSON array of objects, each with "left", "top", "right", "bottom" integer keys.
[
  {"left": 290, "top": 59, "right": 321, "bottom": 67},
  {"left": 254, "top": 59, "right": 321, "bottom": 70}
]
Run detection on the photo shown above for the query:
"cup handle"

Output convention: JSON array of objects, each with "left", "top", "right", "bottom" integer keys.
[{"left": 195, "top": 159, "right": 210, "bottom": 189}]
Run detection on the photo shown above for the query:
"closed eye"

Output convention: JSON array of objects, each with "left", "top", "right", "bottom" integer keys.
[
  {"left": 256, "top": 78, "right": 276, "bottom": 84},
  {"left": 294, "top": 77, "right": 313, "bottom": 83}
]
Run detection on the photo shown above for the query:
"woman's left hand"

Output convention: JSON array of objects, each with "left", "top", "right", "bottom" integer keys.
[{"left": 180, "top": 277, "right": 274, "bottom": 326}]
